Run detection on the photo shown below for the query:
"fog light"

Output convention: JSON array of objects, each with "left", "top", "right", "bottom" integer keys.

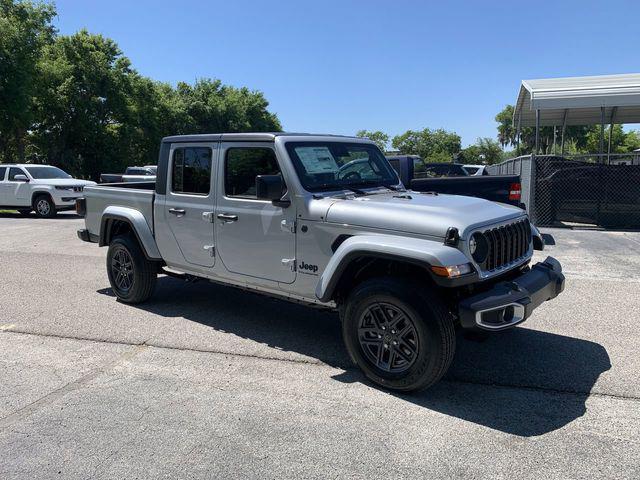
[{"left": 431, "top": 263, "right": 472, "bottom": 278}]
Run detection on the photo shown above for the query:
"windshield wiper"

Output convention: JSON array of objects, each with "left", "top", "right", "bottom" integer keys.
[
  {"left": 351, "top": 181, "right": 404, "bottom": 192},
  {"left": 311, "top": 183, "right": 368, "bottom": 196}
]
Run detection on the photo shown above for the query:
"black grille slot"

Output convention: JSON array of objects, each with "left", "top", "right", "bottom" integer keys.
[{"left": 480, "top": 219, "right": 531, "bottom": 272}]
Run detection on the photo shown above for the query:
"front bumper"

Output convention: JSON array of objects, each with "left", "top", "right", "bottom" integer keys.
[
  {"left": 55, "top": 194, "right": 84, "bottom": 210},
  {"left": 458, "top": 256, "right": 565, "bottom": 331}
]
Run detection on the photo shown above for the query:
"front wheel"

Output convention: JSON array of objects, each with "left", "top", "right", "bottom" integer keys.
[
  {"left": 33, "top": 195, "right": 56, "bottom": 218},
  {"left": 107, "top": 234, "right": 157, "bottom": 304},
  {"left": 341, "top": 277, "right": 456, "bottom": 392}
]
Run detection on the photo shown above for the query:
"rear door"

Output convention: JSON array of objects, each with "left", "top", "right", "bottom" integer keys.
[
  {"left": 164, "top": 143, "right": 217, "bottom": 268},
  {"left": 215, "top": 142, "right": 296, "bottom": 283}
]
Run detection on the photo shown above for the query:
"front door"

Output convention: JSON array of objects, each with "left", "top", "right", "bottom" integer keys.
[
  {"left": 3, "top": 167, "right": 30, "bottom": 206},
  {"left": 164, "top": 143, "right": 217, "bottom": 268},
  {"left": 215, "top": 143, "right": 296, "bottom": 283}
]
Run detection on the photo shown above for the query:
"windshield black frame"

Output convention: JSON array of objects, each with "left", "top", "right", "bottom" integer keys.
[
  {"left": 285, "top": 141, "right": 400, "bottom": 192},
  {"left": 24, "top": 166, "right": 72, "bottom": 179}
]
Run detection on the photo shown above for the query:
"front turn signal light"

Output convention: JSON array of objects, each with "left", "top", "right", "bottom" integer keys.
[{"left": 431, "top": 263, "right": 473, "bottom": 278}]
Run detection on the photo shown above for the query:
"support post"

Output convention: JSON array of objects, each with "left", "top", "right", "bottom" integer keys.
[
  {"left": 515, "top": 109, "right": 522, "bottom": 154},
  {"left": 560, "top": 109, "right": 568, "bottom": 156},
  {"left": 607, "top": 106, "right": 617, "bottom": 162},
  {"left": 535, "top": 109, "right": 540, "bottom": 154},
  {"left": 599, "top": 106, "right": 605, "bottom": 161}
]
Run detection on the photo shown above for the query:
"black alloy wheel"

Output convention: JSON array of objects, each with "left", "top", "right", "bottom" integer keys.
[{"left": 357, "top": 302, "right": 419, "bottom": 373}]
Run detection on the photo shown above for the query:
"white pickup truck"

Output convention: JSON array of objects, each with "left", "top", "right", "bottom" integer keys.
[
  {"left": 0, "top": 164, "right": 95, "bottom": 217},
  {"left": 76, "top": 133, "right": 564, "bottom": 392}
]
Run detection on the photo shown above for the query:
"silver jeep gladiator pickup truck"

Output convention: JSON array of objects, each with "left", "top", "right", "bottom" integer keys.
[{"left": 77, "top": 133, "right": 564, "bottom": 392}]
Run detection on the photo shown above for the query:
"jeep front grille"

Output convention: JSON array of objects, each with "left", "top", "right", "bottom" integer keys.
[{"left": 481, "top": 219, "right": 531, "bottom": 272}]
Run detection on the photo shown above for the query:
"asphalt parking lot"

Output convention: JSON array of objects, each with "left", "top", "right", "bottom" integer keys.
[{"left": 0, "top": 212, "right": 639, "bottom": 479}]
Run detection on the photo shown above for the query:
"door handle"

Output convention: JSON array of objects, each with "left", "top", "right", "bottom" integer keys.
[
  {"left": 169, "top": 208, "right": 186, "bottom": 215},
  {"left": 217, "top": 213, "right": 238, "bottom": 222}
]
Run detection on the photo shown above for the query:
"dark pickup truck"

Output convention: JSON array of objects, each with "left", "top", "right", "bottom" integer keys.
[{"left": 387, "top": 155, "right": 522, "bottom": 207}]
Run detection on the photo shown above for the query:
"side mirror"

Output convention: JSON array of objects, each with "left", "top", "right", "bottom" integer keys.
[
  {"left": 13, "top": 174, "right": 29, "bottom": 182},
  {"left": 256, "top": 174, "right": 290, "bottom": 207}
]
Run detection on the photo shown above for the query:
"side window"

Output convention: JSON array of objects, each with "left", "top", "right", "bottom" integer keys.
[
  {"left": 225, "top": 148, "right": 281, "bottom": 198},
  {"left": 8, "top": 167, "right": 25, "bottom": 180},
  {"left": 0, "top": 166, "right": 6, "bottom": 181},
  {"left": 171, "top": 147, "right": 212, "bottom": 195}
]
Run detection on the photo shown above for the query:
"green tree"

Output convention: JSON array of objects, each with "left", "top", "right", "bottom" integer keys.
[
  {"left": 29, "top": 32, "right": 283, "bottom": 179},
  {"left": 355, "top": 130, "right": 389, "bottom": 152},
  {"left": 30, "top": 30, "right": 139, "bottom": 179},
  {"left": 459, "top": 137, "right": 504, "bottom": 165},
  {"left": 584, "top": 125, "right": 640, "bottom": 154},
  {"left": 175, "top": 79, "right": 281, "bottom": 134},
  {"left": 391, "top": 128, "right": 461, "bottom": 161},
  {"left": 0, "top": 0, "right": 56, "bottom": 161}
]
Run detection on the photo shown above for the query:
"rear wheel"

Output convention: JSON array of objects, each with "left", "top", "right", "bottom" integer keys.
[
  {"left": 33, "top": 195, "right": 56, "bottom": 218},
  {"left": 341, "top": 277, "right": 456, "bottom": 392},
  {"left": 107, "top": 234, "right": 157, "bottom": 303}
]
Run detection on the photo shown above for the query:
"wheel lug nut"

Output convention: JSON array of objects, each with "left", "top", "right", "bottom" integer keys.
[
  {"left": 377, "top": 334, "right": 382, "bottom": 339},
  {"left": 393, "top": 341, "right": 398, "bottom": 346}
]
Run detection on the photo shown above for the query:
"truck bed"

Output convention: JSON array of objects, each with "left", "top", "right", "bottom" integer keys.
[
  {"left": 410, "top": 175, "right": 520, "bottom": 205},
  {"left": 82, "top": 182, "right": 156, "bottom": 237},
  {"left": 387, "top": 156, "right": 522, "bottom": 207}
]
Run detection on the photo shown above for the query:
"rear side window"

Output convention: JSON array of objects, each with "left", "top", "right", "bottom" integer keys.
[
  {"left": 0, "top": 166, "right": 6, "bottom": 181},
  {"left": 8, "top": 167, "right": 25, "bottom": 180},
  {"left": 171, "top": 147, "right": 212, "bottom": 195},
  {"left": 225, "top": 148, "right": 280, "bottom": 198}
]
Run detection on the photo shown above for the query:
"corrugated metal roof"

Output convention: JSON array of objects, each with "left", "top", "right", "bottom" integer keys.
[{"left": 513, "top": 73, "right": 640, "bottom": 127}]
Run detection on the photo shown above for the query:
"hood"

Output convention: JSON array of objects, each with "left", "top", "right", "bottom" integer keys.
[
  {"left": 31, "top": 178, "right": 96, "bottom": 186},
  {"left": 324, "top": 191, "right": 525, "bottom": 239}
]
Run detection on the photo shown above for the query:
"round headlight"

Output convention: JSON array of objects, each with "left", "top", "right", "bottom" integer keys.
[{"left": 470, "top": 232, "right": 489, "bottom": 263}]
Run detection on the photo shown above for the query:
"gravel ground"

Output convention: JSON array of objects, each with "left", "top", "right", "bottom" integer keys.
[{"left": 0, "top": 211, "right": 638, "bottom": 479}]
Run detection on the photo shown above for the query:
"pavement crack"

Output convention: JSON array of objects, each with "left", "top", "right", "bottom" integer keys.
[
  {"left": 2, "top": 329, "right": 639, "bottom": 403},
  {"left": 0, "top": 343, "right": 147, "bottom": 431}
]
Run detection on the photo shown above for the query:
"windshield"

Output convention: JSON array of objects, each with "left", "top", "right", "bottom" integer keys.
[
  {"left": 285, "top": 142, "right": 399, "bottom": 192},
  {"left": 24, "top": 166, "right": 72, "bottom": 179}
]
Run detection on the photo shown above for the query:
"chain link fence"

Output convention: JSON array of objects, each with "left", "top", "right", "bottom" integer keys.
[{"left": 491, "top": 153, "right": 640, "bottom": 229}]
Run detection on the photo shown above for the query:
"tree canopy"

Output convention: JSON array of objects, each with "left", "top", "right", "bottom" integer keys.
[
  {"left": 355, "top": 130, "right": 389, "bottom": 152},
  {"left": 0, "top": 1, "right": 281, "bottom": 179},
  {"left": 391, "top": 128, "right": 461, "bottom": 162}
]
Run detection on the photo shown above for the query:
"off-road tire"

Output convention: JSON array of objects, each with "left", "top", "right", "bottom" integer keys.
[
  {"left": 107, "top": 234, "right": 157, "bottom": 304},
  {"left": 33, "top": 195, "right": 56, "bottom": 218},
  {"left": 341, "top": 277, "right": 456, "bottom": 392}
]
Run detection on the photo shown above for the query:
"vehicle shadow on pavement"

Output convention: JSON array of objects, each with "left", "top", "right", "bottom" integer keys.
[{"left": 98, "top": 276, "right": 611, "bottom": 437}]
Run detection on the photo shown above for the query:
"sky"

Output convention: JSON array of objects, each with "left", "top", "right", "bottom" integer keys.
[{"left": 52, "top": 0, "right": 640, "bottom": 147}]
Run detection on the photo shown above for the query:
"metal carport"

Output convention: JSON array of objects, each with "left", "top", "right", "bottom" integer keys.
[{"left": 513, "top": 73, "right": 640, "bottom": 155}]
